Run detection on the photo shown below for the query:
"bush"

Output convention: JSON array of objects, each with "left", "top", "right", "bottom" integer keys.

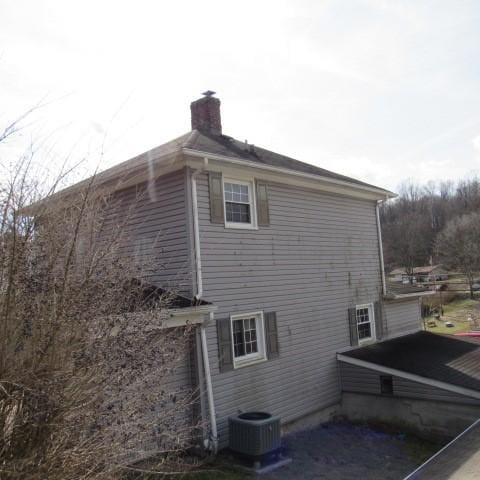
[{"left": 0, "top": 156, "right": 198, "bottom": 478}]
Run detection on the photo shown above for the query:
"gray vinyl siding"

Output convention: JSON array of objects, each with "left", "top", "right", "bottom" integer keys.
[
  {"left": 384, "top": 298, "right": 422, "bottom": 339},
  {"left": 339, "top": 362, "right": 480, "bottom": 406},
  {"left": 102, "top": 168, "right": 193, "bottom": 296},
  {"left": 195, "top": 172, "right": 384, "bottom": 447}
]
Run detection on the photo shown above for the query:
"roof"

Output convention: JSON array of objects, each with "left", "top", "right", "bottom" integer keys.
[
  {"left": 385, "top": 282, "right": 433, "bottom": 299},
  {"left": 405, "top": 419, "right": 480, "bottom": 480},
  {"left": 340, "top": 331, "right": 480, "bottom": 393},
  {"left": 33, "top": 129, "right": 394, "bottom": 207},
  {"left": 390, "top": 265, "right": 444, "bottom": 275},
  {"left": 183, "top": 130, "right": 389, "bottom": 192},
  {"left": 124, "top": 278, "right": 211, "bottom": 311}
]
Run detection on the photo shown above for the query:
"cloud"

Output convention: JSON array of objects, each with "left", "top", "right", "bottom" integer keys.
[{"left": 473, "top": 135, "right": 480, "bottom": 153}]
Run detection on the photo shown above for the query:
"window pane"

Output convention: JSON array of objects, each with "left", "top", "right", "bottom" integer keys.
[
  {"left": 358, "top": 322, "right": 371, "bottom": 340},
  {"left": 356, "top": 307, "right": 370, "bottom": 324},
  {"left": 232, "top": 316, "right": 259, "bottom": 358},
  {"left": 233, "top": 319, "right": 245, "bottom": 357},
  {"left": 226, "top": 202, "right": 251, "bottom": 223},
  {"left": 224, "top": 183, "right": 249, "bottom": 204}
]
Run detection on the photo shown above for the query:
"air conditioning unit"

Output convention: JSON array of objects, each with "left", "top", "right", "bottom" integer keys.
[{"left": 228, "top": 411, "right": 281, "bottom": 456}]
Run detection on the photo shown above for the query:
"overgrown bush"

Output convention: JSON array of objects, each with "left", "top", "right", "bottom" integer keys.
[{"left": 0, "top": 152, "right": 199, "bottom": 478}]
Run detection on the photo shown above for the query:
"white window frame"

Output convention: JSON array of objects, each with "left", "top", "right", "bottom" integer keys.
[
  {"left": 223, "top": 177, "right": 258, "bottom": 230},
  {"left": 230, "top": 311, "right": 267, "bottom": 369},
  {"left": 356, "top": 303, "right": 376, "bottom": 345}
]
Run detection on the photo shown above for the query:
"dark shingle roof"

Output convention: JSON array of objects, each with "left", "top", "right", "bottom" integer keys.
[
  {"left": 183, "top": 130, "right": 391, "bottom": 192},
  {"left": 341, "top": 331, "right": 480, "bottom": 393}
]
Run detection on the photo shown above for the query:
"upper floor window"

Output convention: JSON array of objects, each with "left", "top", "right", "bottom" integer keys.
[
  {"left": 223, "top": 178, "right": 257, "bottom": 229},
  {"left": 356, "top": 303, "right": 376, "bottom": 344}
]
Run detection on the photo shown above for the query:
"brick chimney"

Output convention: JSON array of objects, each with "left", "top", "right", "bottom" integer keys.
[{"left": 190, "top": 90, "right": 222, "bottom": 135}]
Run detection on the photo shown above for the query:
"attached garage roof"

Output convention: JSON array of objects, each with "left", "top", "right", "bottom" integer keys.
[{"left": 339, "top": 331, "right": 480, "bottom": 393}]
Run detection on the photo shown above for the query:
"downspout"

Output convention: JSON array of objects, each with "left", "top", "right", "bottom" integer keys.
[
  {"left": 191, "top": 171, "right": 203, "bottom": 299},
  {"left": 190, "top": 162, "right": 218, "bottom": 453},
  {"left": 201, "top": 315, "right": 218, "bottom": 452},
  {"left": 376, "top": 200, "right": 387, "bottom": 297}
]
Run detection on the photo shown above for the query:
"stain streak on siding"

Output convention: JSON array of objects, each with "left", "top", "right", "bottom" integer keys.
[{"left": 196, "top": 172, "right": 383, "bottom": 446}]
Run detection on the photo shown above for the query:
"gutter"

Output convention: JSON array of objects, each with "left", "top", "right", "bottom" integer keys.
[
  {"left": 183, "top": 147, "right": 396, "bottom": 199},
  {"left": 189, "top": 162, "right": 218, "bottom": 453}
]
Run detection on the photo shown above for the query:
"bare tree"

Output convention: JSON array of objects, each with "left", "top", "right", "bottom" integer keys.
[
  {"left": 435, "top": 212, "right": 480, "bottom": 299},
  {"left": 381, "top": 178, "right": 480, "bottom": 273},
  {"left": 0, "top": 132, "right": 199, "bottom": 478}
]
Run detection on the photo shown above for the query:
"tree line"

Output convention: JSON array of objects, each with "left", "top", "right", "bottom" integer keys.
[{"left": 380, "top": 177, "right": 480, "bottom": 297}]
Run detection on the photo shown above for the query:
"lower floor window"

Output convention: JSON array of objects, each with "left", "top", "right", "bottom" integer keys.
[
  {"left": 231, "top": 311, "right": 266, "bottom": 368},
  {"left": 356, "top": 303, "right": 375, "bottom": 343}
]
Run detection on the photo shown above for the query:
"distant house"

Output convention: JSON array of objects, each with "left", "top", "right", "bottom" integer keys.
[{"left": 389, "top": 265, "right": 448, "bottom": 284}]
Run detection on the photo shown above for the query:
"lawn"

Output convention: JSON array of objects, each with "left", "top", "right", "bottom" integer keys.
[{"left": 424, "top": 297, "right": 480, "bottom": 334}]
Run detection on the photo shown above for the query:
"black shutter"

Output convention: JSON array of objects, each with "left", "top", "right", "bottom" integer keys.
[
  {"left": 264, "top": 311, "right": 279, "bottom": 358},
  {"left": 348, "top": 307, "right": 359, "bottom": 347},
  {"left": 217, "top": 318, "right": 233, "bottom": 372},
  {"left": 374, "top": 301, "right": 383, "bottom": 341},
  {"left": 209, "top": 172, "right": 224, "bottom": 224},
  {"left": 256, "top": 181, "right": 270, "bottom": 226}
]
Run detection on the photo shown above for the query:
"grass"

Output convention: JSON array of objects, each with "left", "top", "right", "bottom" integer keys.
[{"left": 425, "top": 297, "right": 480, "bottom": 334}]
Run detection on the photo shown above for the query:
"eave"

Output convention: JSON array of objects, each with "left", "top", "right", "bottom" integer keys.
[{"left": 183, "top": 148, "right": 396, "bottom": 201}]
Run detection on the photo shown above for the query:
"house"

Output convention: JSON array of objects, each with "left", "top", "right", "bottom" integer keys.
[
  {"left": 42, "top": 92, "right": 479, "bottom": 456},
  {"left": 389, "top": 265, "right": 448, "bottom": 284}
]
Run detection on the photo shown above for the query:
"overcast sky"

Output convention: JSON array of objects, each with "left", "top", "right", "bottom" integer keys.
[{"left": 2, "top": 0, "right": 480, "bottom": 192}]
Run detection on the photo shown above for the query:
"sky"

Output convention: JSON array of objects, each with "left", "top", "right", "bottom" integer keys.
[{"left": 1, "top": 0, "right": 480, "bottom": 192}]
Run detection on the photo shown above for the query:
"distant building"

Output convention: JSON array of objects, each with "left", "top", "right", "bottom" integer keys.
[{"left": 389, "top": 265, "right": 448, "bottom": 284}]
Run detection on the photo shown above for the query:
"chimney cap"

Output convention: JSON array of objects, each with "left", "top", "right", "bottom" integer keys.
[{"left": 202, "top": 90, "right": 216, "bottom": 97}]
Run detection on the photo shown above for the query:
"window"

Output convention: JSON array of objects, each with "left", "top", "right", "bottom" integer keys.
[
  {"left": 356, "top": 303, "right": 376, "bottom": 344},
  {"left": 380, "top": 375, "right": 394, "bottom": 395},
  {"left": 223, "top": 179, "right": 257, "bottom": 229},
  {"left": 230, "top": 311, "right": 266, "bottom": 368}
]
